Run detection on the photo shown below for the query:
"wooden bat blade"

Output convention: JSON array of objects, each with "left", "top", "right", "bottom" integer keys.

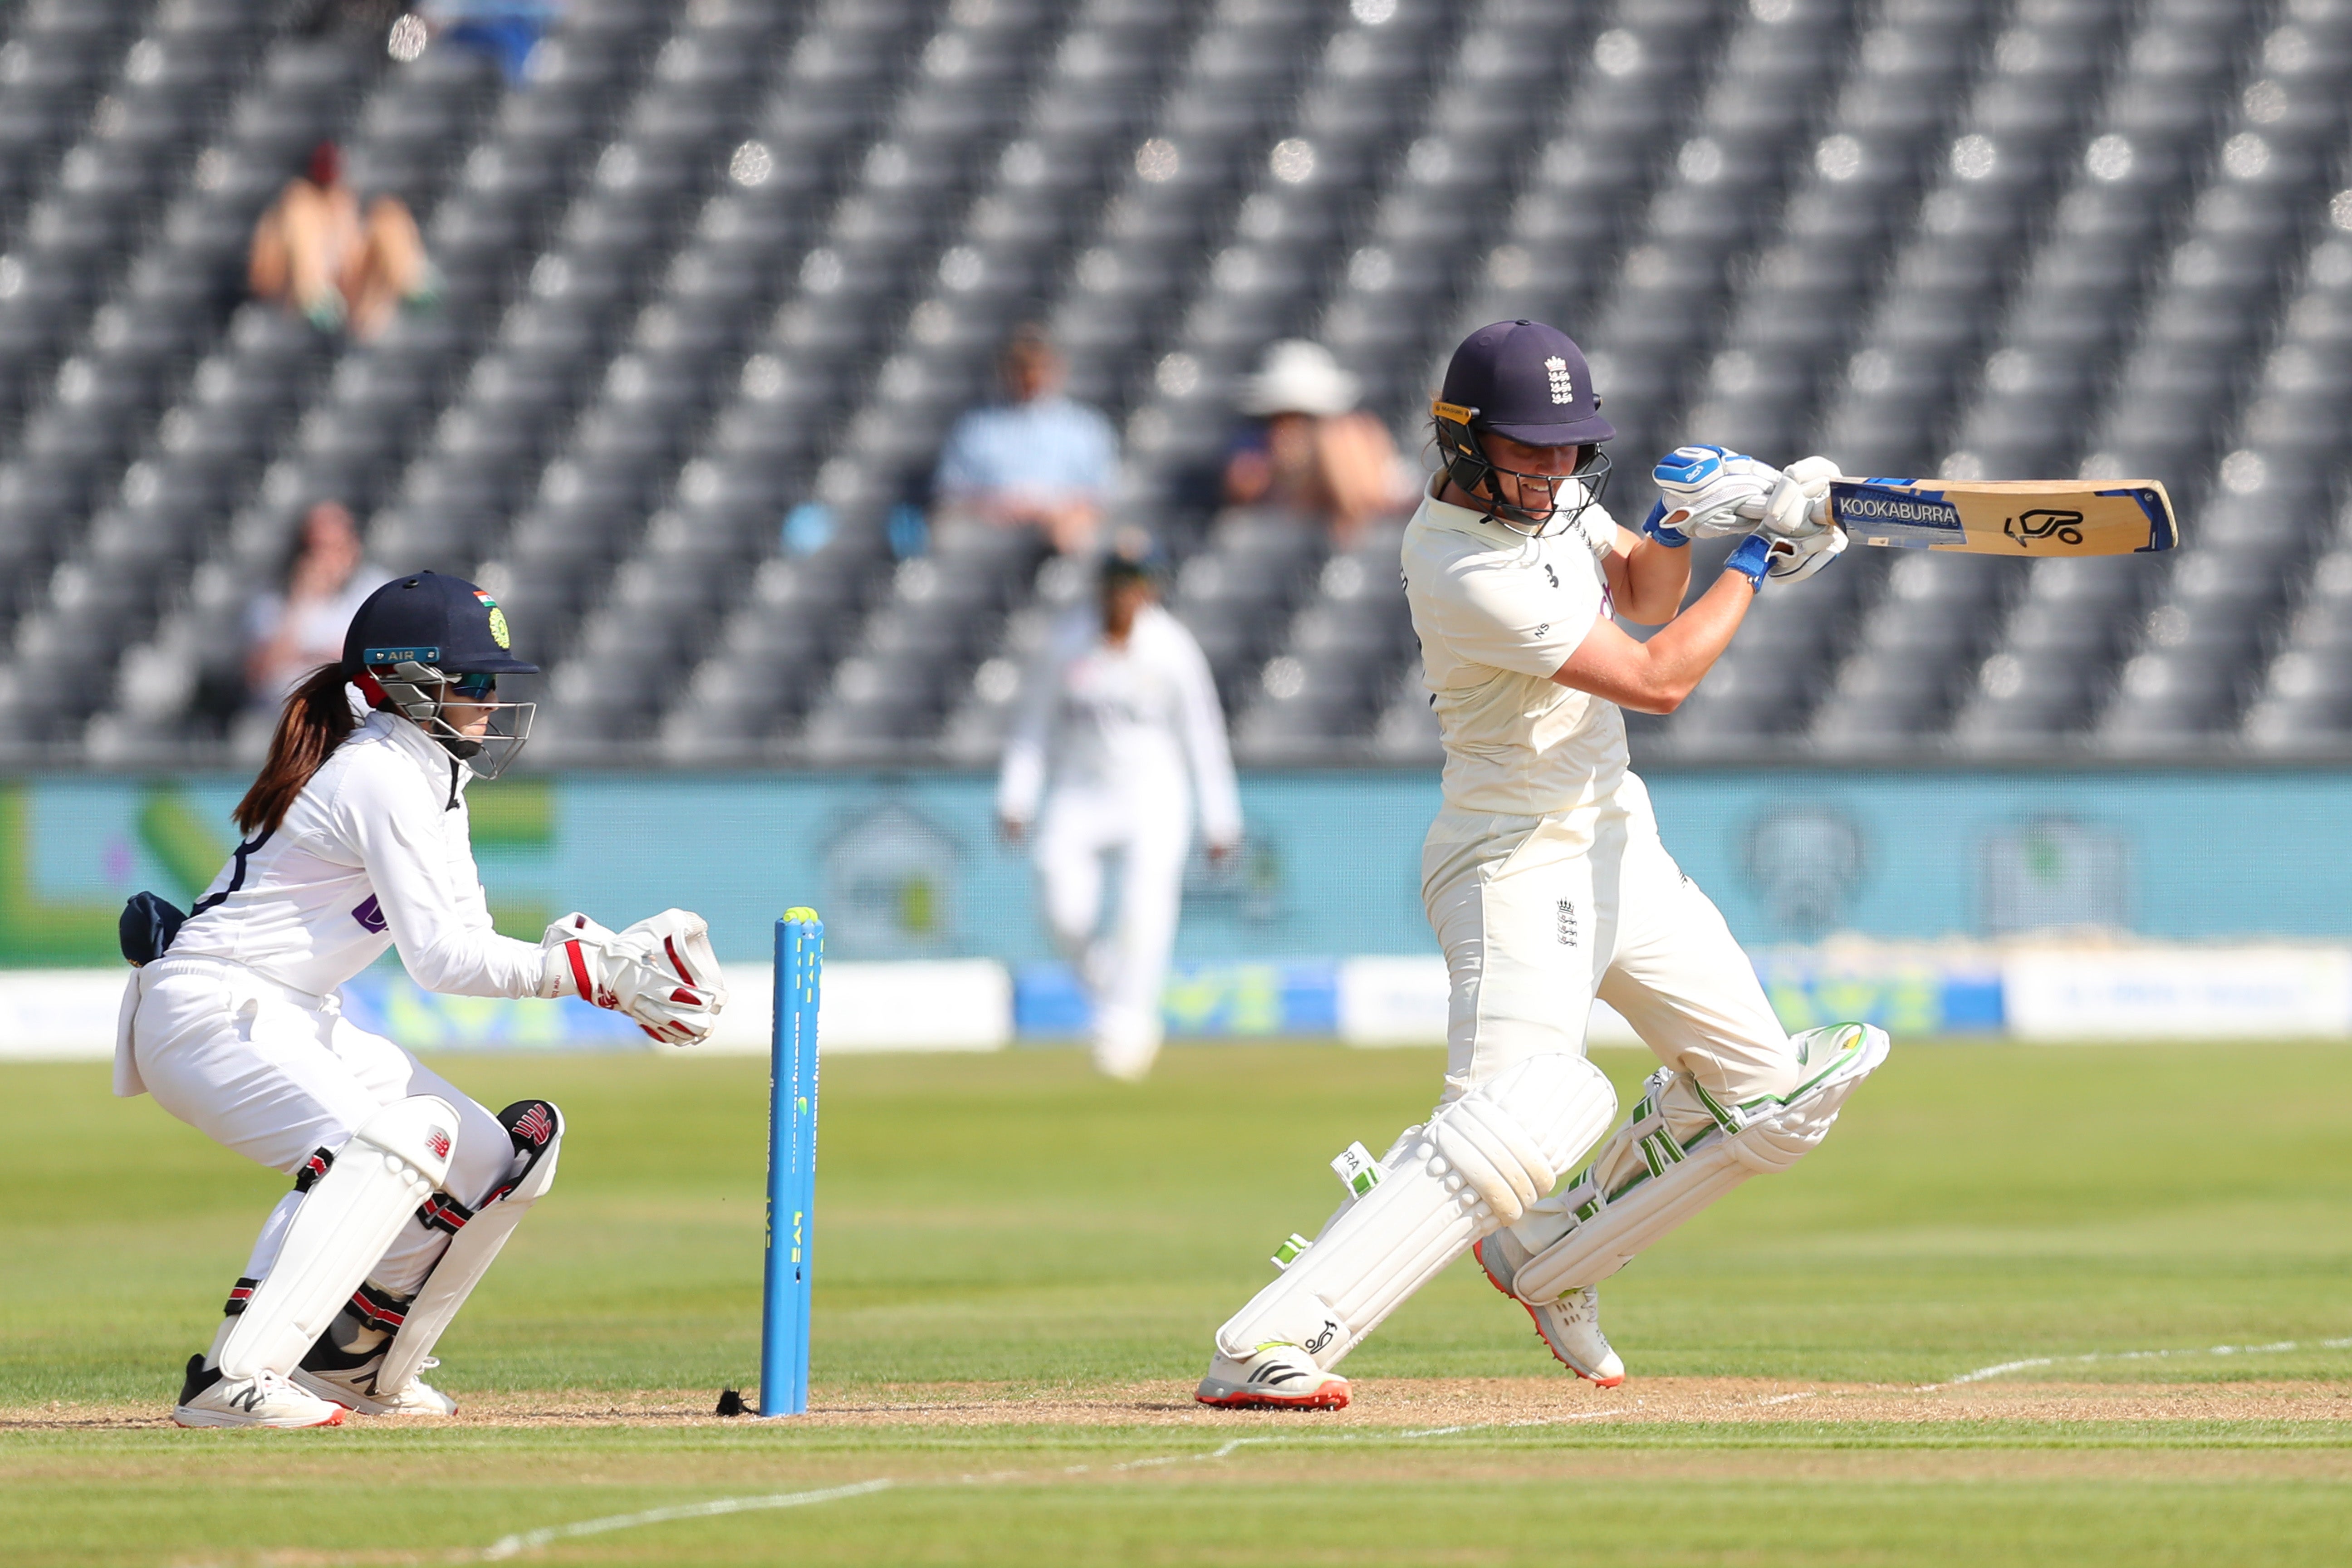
[{"left": 1827, "top": 478, "right": 2178, "bottom": 555}]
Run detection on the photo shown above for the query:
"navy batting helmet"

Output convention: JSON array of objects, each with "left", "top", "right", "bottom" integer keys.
[{"left": 1432, "top": 320, "right": 1615, "bottom": 536}]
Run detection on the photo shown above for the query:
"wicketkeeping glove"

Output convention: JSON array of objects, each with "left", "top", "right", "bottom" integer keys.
[
  {"left": 1652, "top": 445, "right": 1784, "bottom": 539},
  {"left": 540, "top": 909, "right": 729, "bottom": 1046}
]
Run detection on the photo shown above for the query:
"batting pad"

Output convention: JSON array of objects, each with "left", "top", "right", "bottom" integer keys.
[
  {"left": 219, "top": 1097, "right": 457, "bottom": 1380},
  {"left": 1215, "top": 1053, "right": 1616, "bottom": 1370},
  {"left": 1509, "top": 1024, "right": 1889, "bottom": 1303},
  {"left": 375, "top": 1100, "right": 564, "bottom": 1392}
]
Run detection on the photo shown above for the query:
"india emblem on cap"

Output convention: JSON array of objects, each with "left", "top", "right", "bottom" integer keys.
[
  {"left": 1544, "top": 355, "right": 1573, "bottom": 405},
  {"left": 474, "top": 588, "right": 511, "bottom": 650}
]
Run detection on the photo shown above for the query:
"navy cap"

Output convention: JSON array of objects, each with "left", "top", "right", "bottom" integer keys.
[
  {"left": 341, "top": 571, "right": 538, "bottom": 677},
  {"left": 1438, "top": 320, "right": 1615, "bottom": 447}
]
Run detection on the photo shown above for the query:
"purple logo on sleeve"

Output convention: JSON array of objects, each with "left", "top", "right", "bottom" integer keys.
[{"left": 352, "top": 895, "right": 387, "bottom": 934}]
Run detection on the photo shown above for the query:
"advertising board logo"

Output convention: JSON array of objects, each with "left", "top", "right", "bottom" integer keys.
[
  {"left": 823, "top": 798, "right": 960, "bottom": 958},
  {"left": 1981, "top": 816, "right": 2131, "bottom": 935},
  {"left": 1744, "top": 807, "right": 1867, "bottom": 941},
  {"left": 2004, "top": 508, "right": 2085, "bottom": 548}
]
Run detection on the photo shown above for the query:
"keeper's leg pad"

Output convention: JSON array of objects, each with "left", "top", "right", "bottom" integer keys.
[
  {"left": 1214, "top": 1054, "right": 1615, "bottom": 1370},
  {"left": 218, "top": 1096, "right": 457, "bottom": 1380},
  {"left": 374, "top": 1100, "right": 562, "bottom": 1392},
  {"left": 1508, "top": 1024, "right": 1888, "bottom": 1303}
]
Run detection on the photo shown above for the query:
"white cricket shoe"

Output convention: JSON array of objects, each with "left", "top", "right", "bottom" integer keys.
[
  {"left": 1473, "top": 1233, "right": 1627, "bottom": 1387},
  {"left": 172, "top": 1356, "right": 347, "bottom": 1429},
  {"left": 1090, "top": 1012, "right": 1162, "bottom": 1082},
  {"left": 293, "top": 1356, "right": 458, "bottom": 1416},
  {"left": 1194, "top": 1343, "right": 1350, "bottom": 1410}
]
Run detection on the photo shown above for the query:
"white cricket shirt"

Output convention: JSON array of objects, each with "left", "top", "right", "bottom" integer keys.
[
  {"left": 997, "top": 602, "right": 1243, "bottom": 844},
  {"left": 1401, "top": 485, "right": 1628, "bottom": 815},
  {"left": 164, "top": 708, "right": 548, "bottom": 1000}
]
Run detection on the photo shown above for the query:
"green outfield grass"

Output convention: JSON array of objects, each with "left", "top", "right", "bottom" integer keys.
[{"left": 5, "top": 1040, "right": 2351, "bottom": 1566}]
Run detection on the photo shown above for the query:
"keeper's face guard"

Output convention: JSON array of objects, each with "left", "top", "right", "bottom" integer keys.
[
  {"left": 1432, "top": 399, "right": 1613, "bottom": 537},
  {"left": 367, "top": 659, "right": 536, "bottom": 779}
]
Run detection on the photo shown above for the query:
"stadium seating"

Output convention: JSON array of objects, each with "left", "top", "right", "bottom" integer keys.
[{"left": 0, "top": 0, "right": 2341, "bottom": 770}]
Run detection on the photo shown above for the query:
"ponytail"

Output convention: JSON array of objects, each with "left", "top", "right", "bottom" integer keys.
[{"left": 233, "top": 664, "right": 363, "bottom": 835}]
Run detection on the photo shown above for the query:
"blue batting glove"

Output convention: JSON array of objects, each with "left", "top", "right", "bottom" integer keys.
[
  {"left": 1652, "top": 444, "right": 1734, "bottom": 489},
  {"left": 1724, "top": 532, "right": 1774, "bottom": 591},
  {"left": 1639, "top": 498, "right": 1690, "bottom": 549},
  {"left": 1653, "top": 444, "right": 1781, "bottom": 540}
]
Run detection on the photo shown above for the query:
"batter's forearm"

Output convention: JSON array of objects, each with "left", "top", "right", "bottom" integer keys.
[
  {"left": 1625, "top": 573, "right": 1752, "bottom": 711},
  {"left": 1613, "top": 532, "right": 1694, "bottom": 625},
  {"left": 1650, "top": 569, "right": 1752, "bottom": 671},
  {"left": 1554, "top": 569, "right": 1753, "bottom": 714}
]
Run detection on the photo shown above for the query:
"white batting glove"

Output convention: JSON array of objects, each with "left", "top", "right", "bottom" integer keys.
[
  {"left": 1652, "top": 445, "right": 1784, "bottom": 539},
  {"left": 1782, "top": 454, "right": 1842, "bottom": 494},
  {"left": 541, "top": 910, "right": 729, "bottom": 1046},
  {"left": 1759, "top": 454, "right": 1842, "bottom": 537},
  {"left": 1722, "top": 519, "right": 1848, "bottom": 590},
  {"left": 1766, "top": 521, "right": 1848, "bottom": 583}
]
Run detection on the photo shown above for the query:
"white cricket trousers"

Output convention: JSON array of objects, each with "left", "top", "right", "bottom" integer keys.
[
  {"left": 128, "top": 956, "right": 512, "bottom": 1295},
  {"left": 1421, "top": 772, "right": 1798, "bottom": 1107},
  {"left": 1033, "top": 785, "right": 1190, "bottom": 1059}
]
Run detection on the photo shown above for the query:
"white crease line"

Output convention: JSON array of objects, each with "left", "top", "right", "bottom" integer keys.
[
  {"left": 1754, "top": 1391, "right": 1817, "bottom": 1406},
  {"left": 1920, "top": 1336, "right": 2352, "bottom": 1392},
  {"left": 459, "top": 1407, "right": 1624, "bottom": 1560},
  {"left": 476, "top": 1479, "right": 895, "bottom": 1561}
]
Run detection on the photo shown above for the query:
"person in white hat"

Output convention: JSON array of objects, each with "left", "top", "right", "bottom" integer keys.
[{"left": 1220, "top": 340, "right": 1413, "bottom": 545}]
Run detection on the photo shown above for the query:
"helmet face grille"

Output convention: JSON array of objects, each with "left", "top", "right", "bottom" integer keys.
[
  {"left": 1432, "top": 399, "right": 1613, "bottom": 537},
  {"left": 370, "top": 659, "right": 536, "bottom": 779}
]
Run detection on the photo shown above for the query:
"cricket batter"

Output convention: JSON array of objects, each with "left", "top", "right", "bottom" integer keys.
[
  {"left": 116, "top": 572, "right": 728, "bottom": 1427},
  {"left": 1195, "top": 320, "right": 1890, "bottom": 1409},
  {"left": 999, "top": 553, "right": 1240, "bottom": 1081}
]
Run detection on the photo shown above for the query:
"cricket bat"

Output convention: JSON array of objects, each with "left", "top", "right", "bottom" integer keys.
[{"left": 1826, "top": 477, "right": 2178, "bottom": 555}]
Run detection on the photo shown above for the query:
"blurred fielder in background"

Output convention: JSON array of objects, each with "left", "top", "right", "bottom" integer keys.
[
  {"left": 1196, "top": 320, "right": 1889, "bottom": 1410},
  {"left": 998, "top": 552, "right": 1239, "bottom": 1082},
  {"left": 116, "top": 573, "right": 726, "bottom": 1428}
]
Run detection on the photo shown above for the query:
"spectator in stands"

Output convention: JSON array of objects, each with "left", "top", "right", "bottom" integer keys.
[
  {"left": 422, "top": 0, "right": 564, "bottom": 83},
  {"left": 246, "top": 503, "right": 393, "bottom": 706},
  {"left": 290, "top": 0, "right": 406, "bottom": 39},
  {"left": 250, "top": 143, "right": 433, "bottom": 343},
  {"left": 1220, "top": 340, "right": 1414, "bottom": 547},
  {"left": 933, "top": 327, "right": 1118, "bottom": 556}
]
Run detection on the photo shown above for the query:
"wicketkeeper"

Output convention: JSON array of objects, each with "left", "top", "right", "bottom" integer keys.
[
  {"left": 1196, "top": 320, "right": 1889, "bottom": 1409},
  {"left": 114, "top": 572, "right": 728, "bottom": 1427}
]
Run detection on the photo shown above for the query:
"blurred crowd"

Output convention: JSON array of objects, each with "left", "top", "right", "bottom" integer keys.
[
  {"left": 924, "top": 327, "right": 1415, "bottom": 564},
  {"left": 244, "top": 500, "right": 390, "bottom": 709}
]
